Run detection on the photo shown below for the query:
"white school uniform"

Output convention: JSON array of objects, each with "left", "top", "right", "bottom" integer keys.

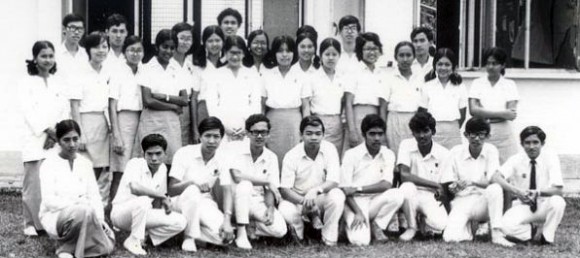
[
  {"left": 278, "top": 140, "right": 345, "bottom": 244},
  {"left": 340, "top": 143, "right": 404, "bottom": 246},
  {"left": 440, "top": 143, "right": 504, "bottom": 242},
  {"left": 336, "top": 47, "right": 359, "bottom": 75},
  {"left": 397, "top": 138, "right": 449, "bottom": 232},
  {"left": 56, "top": 43, "right": 89, "bottom": 88},
  {"left": 497, "top": 149, "right": 566, "bottom": 243},
  {"left": 111, "top": 158, "right": 186, "bottom": 245},
  {"left": 103, "top": 49, "right": 126, "bottom": 71},
  {"left": 411, "top": 56, "right": 433, "bottom": 78}
]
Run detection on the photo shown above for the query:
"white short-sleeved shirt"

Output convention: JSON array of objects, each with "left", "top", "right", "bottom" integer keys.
[
  {"left": 261, "top": 66, "right": 312, "bottom": 109},
  {"left": 310, "top": 69, "right": 345, "bottom": 115},
  {"left": 200, "top": 66, "right": 262, "bottom": 130},
  {"left": 112, "top": 158, "right": 167, "bottom": 205},
  {"left": 137, "top": 58, "right": 188, "bottom": 96},
  {"left": 340, "top": 143, "right": 396, "bottom": 188},
  {"left": 344, "top": 62, "right": 388, "bottom": 106},
  {"left": 383, "top": 69, "right": 423, "bottom": 112},
  {"left": 397, "top": 138, "right": 450, "bottom": 190},
  {"left": 70, "top": 63, "right": 112, "bottom": 113},
  {"left": 173, "top": 55, "right": 199, "bottom": 94},
  {"left": 440, "top": 143, "right": 500, "bottom": 197},
  {"left": 280, "top": 140, "right": 341, "bottom": 195},
  {"left": 170, "top": 144, "right": 231, "bottom": 198},
  {"left": 108, "top": 63, "right": 143, "bottom": 111},
  {"left": 499, "top": 149, "right": 564, "bottom": 191},
  {"left": 419, "top": 79, "right": 468, "bottom": 121},
  {"left": 56, "top": 43, "right": 89, "bottom": 85},
  {"left": 336, "top": 48, "right": 359, "bottom": 75},
  {"left": 411, "top": 56, "right": 433, "bottom": 78},
  {"left": 103, "top": 49, "right": 126, "bottom": 70},
  {"left": 193, "top": 62, "right": 219, "bottom": 97},
  {"left": 468, "top": 76, "right": 519, "bottom": 112},
  {"left": 227, "top": 141, "right": 280, "bottom": 197}
]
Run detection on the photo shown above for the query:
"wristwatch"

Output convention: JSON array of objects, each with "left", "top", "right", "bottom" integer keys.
[
  {"left": 316, "top": 187, "right": 324, "bottom": 195},
  {"left": 356, "top": 186, "right": 363, "bottom": 193}
]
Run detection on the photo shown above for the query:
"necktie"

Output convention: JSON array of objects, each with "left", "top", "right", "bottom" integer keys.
[{"left": 529, "top": 159, "right": 537, "bottom": 212}]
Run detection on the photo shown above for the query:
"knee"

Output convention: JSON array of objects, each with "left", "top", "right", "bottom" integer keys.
[
  {"left": 173, "top": 213, "right": 187, "bottom": 231},
  {"left": 484, "top": 183, "right": 503, "bottom": 197},
  {"left": 549, "top": 195, "right": 566, "bottom": 211},
  {"left": 134, "top": 196, "right": 153, "bottom": 209},
  {"left": 181, "top": 185, "right": 202, "bottom": 201},
  {"left": 327, "top": 188, "right": 346, "bottom": 204},
  {"left": 387, "top": 188, "right": 405, "bottom": 206},
  {"left": 399, "top": 182, "right": 417, "bottom": 195},
  {"left": 235, "top": 180, "right": 253, "bottom": 196}
]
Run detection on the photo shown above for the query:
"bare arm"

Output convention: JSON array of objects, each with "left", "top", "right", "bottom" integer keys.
[
  {"left": 129, "top": 182, "right": 166, "bottom": 199},
  {"left": 301, "top": 97, "right": 311, "bottom": 118},
  {"left": 359, "top": 180, "right": 392, "bottom": 194},
  {"left": 167, "top": 177, "right": 194, "bottom": 197},
  {"left": 280, "top": 188, "right": 305, "bottom": 205},
  {"left": 345, "top": 92, "right": 357, "bottom": 133},
  {"left": 458, "top": 107, "right": 467, "bottom": 127},
  {"left": 399, "top": 164, "right": 441, "bottom": 190},
  {"left": 190, "top": 91, "right": 199, "bottom": 142},
  {"left": 379, "top": 98, "right": 389, "bottom": 123},
  {"left": 141, "top": 86, "right": 181, "bottom": 112},
  {"left": 150, "top": 89, "right": 189, "bottom": 106},
  {"left": 468, "top": 98, "right": 515, "bottom": 121},
  {"left": 229, "top": 168, "right": 269, "bottom": 186}
]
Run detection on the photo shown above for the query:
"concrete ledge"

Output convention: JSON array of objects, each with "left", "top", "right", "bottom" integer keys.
[{"left": 459, "top": 68, "right": 580, "bottom": 80}]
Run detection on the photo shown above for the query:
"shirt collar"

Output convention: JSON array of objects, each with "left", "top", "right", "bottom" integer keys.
[
  {"left": 355, "top": 143, "right": 386, "bottom": 160},
  {"left": 299, "top": 141, "right": 329, "bottom": 160},
  {"left": 461, "top": 144, "right": 488, "bottom": 160},
  {"left": 409, "top": 139, "right": 444, "bottom": 160}
]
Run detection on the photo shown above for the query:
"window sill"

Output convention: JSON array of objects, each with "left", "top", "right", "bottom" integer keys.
[{"left": 458, "top": 68, "right": 580, "bottom": 80}]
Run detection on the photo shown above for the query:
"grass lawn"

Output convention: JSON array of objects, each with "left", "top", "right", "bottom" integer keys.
[{"left": 1, "top": 192, "right": 579, "bottom": 258}]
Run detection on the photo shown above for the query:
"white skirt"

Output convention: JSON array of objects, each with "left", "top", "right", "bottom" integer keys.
[
  {"left": 266, "top": 108, "right": 302, "bottom": 169},
  {"left": 386, "top": 111, "right": 415, "bottom": 155},
  {"left": 80, "top": 112, "right": 110, "bottom": 168},
  {"left": 433, "top": 120, "right": 462, "bottom": 150},
  {"left": 110, "top": 110, "right": 140, "bottom": 172}
]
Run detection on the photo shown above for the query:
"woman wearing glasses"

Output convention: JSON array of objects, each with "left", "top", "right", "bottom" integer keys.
[{"left": 243, "top": 29, "right": 270, "bottom": 75}]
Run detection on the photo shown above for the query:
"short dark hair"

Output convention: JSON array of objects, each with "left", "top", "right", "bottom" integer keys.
[
  {"left": 155, "top": 29, "right": 175, "bottom": 48},
  {"left": 425, "top": 48, "right": 462, "bottom": 85},
  {"left": 62, "top": 13, "right": 84, "bottom": 27},
  {"left": 299, "top": 115, "right": 325, "bottom": 134},
  {"left": 361, "top": 114, "right": 386, "bottom": 136},
  {"left": 243, "top": 29, "right": 270, "bottom": 67},
  {"left": 410, "top": 26, "right": 434, "bottom": 41},
  {"left": 105, "top": 13, "right": 128, "bottom": 30},
  {"left": 464, "top": 117, "right": 490, "bottom": 135},
  {"left": 198, "top": 117, "right": 225, "bottom": 137},
  {"left": 56, "top": 119, "right": 81, "bottom": 140},
  {"left": 355, "top": 32, "right": 383, "bottom": 61},
  {"left": 245, "top": 114, "right": 271, "bottom": 131},
  {"left": 264, "top": 35, "right": 298, "bottom": 68},
  {"left": 519, "top": 126, "right": 546, "bottom": 144},
  {"left": 84, "top": 32, "right": 108, "bottom": 59},
  {"left": 409, "top": 111, "right": 436, "bottom": 134},
  {"left": 193, "top": 25, "right": 225, "bottom": 68},
  {"left": 217, "top": 8, "right": 243, "bottom": 26},
  {"left": 122, "top": 35, "right": 142, "bottom": 53},
  {"left": 338, "top": 15, "right": 361, "bottom": 32},
  {"left": 141, "top": 134, "right": 167, "bottom": 152},
  {"left": 171, "top": 22, "right": 199, "bottom": 55},
  {"left": 223, "top": 35, "right": 247, "bottom": 53},
  {"left": 483, "top": 47, "right": 508, "bottom": 75},
  {"left": 394, "top": 41, "right": 415, "bottom": 59},
  {"left": 26, "top": 41, "right": 57, "bottom": 75}
]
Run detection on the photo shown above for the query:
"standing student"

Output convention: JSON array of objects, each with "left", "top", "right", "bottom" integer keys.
[
  {"left": 397, "top": 112, "right": 449, "bottom": 241},
  {"left": 70, "top": 33, "right": 111, "bottom": 203},
  {"left": 491, "top": 126, "right": 566, "bottom": 245},
  {"left": 18, "top": 41, "right": 70, "bottom": 236},
  {"left": 135, "top": 29, "right": 189, "bottom": 165},
  {"left": 261, "top": 35, "right": 312, "bottom": 168},
  {"left": 226, "top": 114, "right": 288, "bottom": 249},
  {"left": 278, "top": 116, "right": 345, "bottom": 246},
  {"left": 381, "top": 41, "right": 423, "bottom": 154},
  {"left": 410, "top": 27, "right": 434, "bottom": 77},
  {"left": 419, "top": 48, "right": 467, "bottom": 149},
  {"left": 201, "top": 36, "right": 261, "bottom": 141},
  {"left": 108, "top": 36, "right": 144, "bottom": 205},
  {"left": 172, "top": 22, "right": 201, "bottom": 145},
  {"left": 168, "top": 117, "right": 235, "bottom": 252},
  {"left": 39, "top": 120, "right": 115, "bottom": 258},
  {"left": 243, "top": 30, "right": 270, "bottom": 75},
  {"left": 345, "top": 32, "right": 386, "bottom": 148},
  {"left": 294, "top": 26, "right": 320, "bottom": 75},
  {"left": 469, "top": 47, "right": 519, "bottom": 164},
  {"left": 336, "top": 15, "right": 361, "bottom": 75},
  {"left": 103, "top": 13, "right": 129, "bottom": 69},
  {"left": 56, "top": 13, "right": 89, "bottom": 87},
  {"left": 440, "top": 118, "right": 513, "bottom": 246},
  {"left": 217, "top": 8, "right": 243, "bottom": 38},
  {"left": 309, "top": 38, "right": 345, "bottom": 154},
  {"left": 340, "top": 114, "right": 404, "bottom": 246},
  {"left": 194, "top": 25, "right": 225, "bottom": 122},
  {"left": 111, "top": 134, "right": 186, "bottom": 255}
]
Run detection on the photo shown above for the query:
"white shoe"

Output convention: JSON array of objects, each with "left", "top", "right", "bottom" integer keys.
[
  {"left": 23, "top": 226, "right": 38, "bottom": 236},
  {"left": 235, "top": 236, "right": 252, "bottom": 250},
  {"left": 57, "top": 252, "right": 73, "bottom": 258},
  {"left": 182, "top": 238, "right": 197, "bottom": 252},
  {"left": 123, "top": 237, "right": 147, "bottom": 255},
  {"left": 399, "top": 228, "right": 417, "bottom": 241},
  {"left": 492, "top": 235, "right": 515, "bottom": 247}
]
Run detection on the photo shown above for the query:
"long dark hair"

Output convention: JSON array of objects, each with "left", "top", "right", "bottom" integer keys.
[
  {"left": 263, "top": 35, "right": 298, "bottom": 69},
  {"left": 171, "top": 22, "right": 199, "bottom": 56},
  {"left": 483, "top": 47, "right": 508, "bottom": 75},
  {"left": 296, "top": 32, "right": 320, "bottom": 69},
  {"left": 243, "top": 29, "right": 269, "bottom": 68},
  {"left": 425, "top": 48, "right": 462, "bottom": 85},
  {"left": 193, "top": 25, "right": 225, "bottom": 68},
  {"left": 26, "top": 41, "right": 57, "bottom": 75}
]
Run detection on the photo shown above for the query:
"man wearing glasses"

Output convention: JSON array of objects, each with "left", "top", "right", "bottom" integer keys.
[
  {"left": 440, "top": 117, "right": 514, "bottom": 246},
  {"left": 57, "top": 13, "right": 88, "bottom": 87},
  {"left": 336, "top": 15, "right": 361, "bottom": 75},
  {"left": 225, "top": 114, "right": 288, "bottom": 249}
]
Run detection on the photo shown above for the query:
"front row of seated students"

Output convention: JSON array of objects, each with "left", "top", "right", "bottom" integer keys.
[{"left": 39, "top": 112, "right": 565, "bottom": 256}]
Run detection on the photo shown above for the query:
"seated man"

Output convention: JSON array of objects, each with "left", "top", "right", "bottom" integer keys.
[
  {"left": 111, "top": 134, "right": 187, "bottom": 255},
  {"left": 340, "top": 114, "right": 404, "bottom": 246},
  {"left": 491, "top": 126, "right": 566, "bottom": 245},
  {"left": 279, "top": 116, "right": 345, "bottom": 246},
  {"left": 440, "top": 118, "right": 512, "bottom": 246},
  {"left": 398, "top": 111, "right": 449, "bottom": 241},
  {"left": 227, "top": 114, "right": 287, "bottom": 249},
  {"left": 168, "top": 117, "right": 235, "bottom": 252}
]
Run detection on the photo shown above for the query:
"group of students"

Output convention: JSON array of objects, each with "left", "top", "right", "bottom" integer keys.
[{"left": 18, "top": 7, "right": 566, "bottom": 258}]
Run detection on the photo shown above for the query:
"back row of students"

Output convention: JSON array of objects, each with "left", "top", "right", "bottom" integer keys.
[{"left": 19, "top": 8, "right": 521, "bottom": 245}]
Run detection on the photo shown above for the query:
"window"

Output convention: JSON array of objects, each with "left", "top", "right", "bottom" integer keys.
[{"left": 151, "top": 0, "right": 184, "bottom": 43}]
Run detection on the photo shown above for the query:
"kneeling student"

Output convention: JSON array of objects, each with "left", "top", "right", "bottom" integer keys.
[
  {"left": 440, "top": 118, "right": 512, "bottom": 246},
  {"left": 226, "top": 114, "right": 288, "bottom": 249},
  {"left": 397, "top": 111, "right": 449, "bottom": 241},
  {"left": 111, "top": 134, "right": 187, "bottom": 255},
  {"left": 491, "top": 126, "right": 566, "bottom": 245},
  {"left": 340, "top": 114, "right": 404, "bottom": 246}
]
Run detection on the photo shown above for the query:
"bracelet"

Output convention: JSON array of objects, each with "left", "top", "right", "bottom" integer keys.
[
  {"left": 224, "top": 210, "right": 232, "bottom": 216},
  {"left": 165, "top": 94, "right": 170, "bottom": 102}
]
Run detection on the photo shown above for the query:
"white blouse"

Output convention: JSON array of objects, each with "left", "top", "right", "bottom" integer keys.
[
  {"left": 137, "top": 58, "right": 188, "bottom": 96},
  {"left": 419, "top": 79, "right": 468, "bottom": 121},
  {"left": 70, "top": 63, "right": 112, "bottom": 113},
  {"left": 383, "top": 69, "right": 423, "bottom": 112},
  {"left": 468, "top": 76, "right": 519, "bottom": 112},
  {"left": 344, "top": 62, "right": 388, "bottom": 106},
  {"left": 261, "top": 66, "right": 312, "bottom": 109},
  {"left": 108, "top": 63, "right": 143, "bottom": 112},
  {"left": 309, "top": 69, "right": 345, "bottom": 115}
]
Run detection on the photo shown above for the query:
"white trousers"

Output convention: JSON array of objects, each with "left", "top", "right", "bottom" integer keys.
[
  {"left": 400, "top": 182, "right": 448, "bottom": 232},
  {"left": 499, "top": 195, "right": 566, "bottom": 243},
  {"left": 343, "top": 189, "right": 405, "bottom": 246},
  {"left": 443, "top": 184, "right": 503, "bottom": 242},
  {"left": 234, "top": 181, "right": 287, "bottom": 238},
  {"left": 111, "top": 196, "right": 186, "bottom": 245},
  {"left": 172, "top": 185, "right": 224, "bottom": 245},
  {"left": 278, "top": 188, "right": 345, "bottom": 244}
]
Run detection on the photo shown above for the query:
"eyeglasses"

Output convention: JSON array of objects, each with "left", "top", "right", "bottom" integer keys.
[
  {"left": 66, "top": 26, "right": 85, "bottom": 33},
  {"left": 178, "top": 36, "right": 193, "bottom": 42},
  {"left": 126, "top": 48, "right": 144, "bottom": 55},
  {"left": 249, "top": 130, "right": 269, "bottom": 137},
  {"left": 342, "top": 25, "right": 358, "bottom": 33},
  {"left": 467, "top": 132, "right": 488, "bottom": 139}
]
